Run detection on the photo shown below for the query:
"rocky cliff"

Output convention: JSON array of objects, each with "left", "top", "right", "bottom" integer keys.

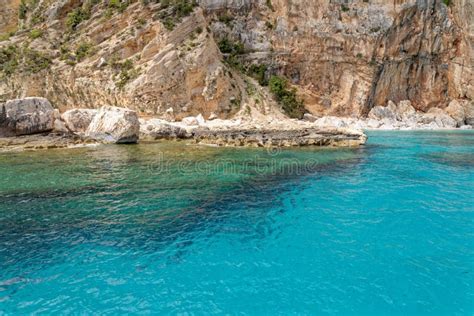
[{"left": 0, "top": 0, "right": 472, "bottom": 120}]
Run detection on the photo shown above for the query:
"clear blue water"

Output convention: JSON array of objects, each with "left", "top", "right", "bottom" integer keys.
[{"left": 0, "top": 131, "right": 473, "bottom": 315}]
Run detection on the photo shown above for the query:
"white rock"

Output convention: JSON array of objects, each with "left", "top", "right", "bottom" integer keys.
[
  {"left": 460, "top": 125, "right": 472, "bottom": 130},
  {"left": 368, "top": 104, "right": 397, "bottom": 121},
  {"left": 181, "top": 116, "right": 199, "bottom": 126},
  {"left": 366, "top": 118, "right": 382, "bottom": 129},
  {"left": 62, "top": 109, "right": 97, "bottom": 133},
  {"left": 140, "top": 118, "right": 188, "bottom": 139},
  {"left": 97, "top": 57, "right": 107, "bottom": 68},
  {"left": 196, "top": 113, "right": 206, "bottom": 125},
  {"left": 396, "top": 100, "right": 416, "bottom": 120},
  {"left": 53, "top": 119, "right": 69, "bottom": 133},
  {"left": 162, "top": 107, "right": 175, "bottom": 122},
  {"left": 314, "top": 116, "right": 348, "bottom": 128},
  {"left": 445, "top": 100, "right": 466, "bottom": 127},
  {"left": 387, "top": 100, "right": 397, "bottom": 113},
  {"left": 419, "top": 108, "right": 457, "bottom": 128},
  {"left": 208, "top": 112, "right": 218, "bottom": 120},
  {"left": 4, "top": 97, "right": 55, "bottom": 135},
  {"left": 86, "top": 106, "right": 140, "bottom": 143}
]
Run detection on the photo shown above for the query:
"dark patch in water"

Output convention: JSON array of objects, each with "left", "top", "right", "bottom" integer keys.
[
  {"left": 421, "top": 152, "right": 474, "bottom": 168},
  {"left": 0, "top": 153, "right": 366, "bottom": 272}
]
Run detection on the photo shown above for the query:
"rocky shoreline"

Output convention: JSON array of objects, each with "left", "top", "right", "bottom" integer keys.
[
  {"left": 1, "top": 97, "right": 473, "bottom": 152},
  {"left": 0, "top": 97, "right": 369, "bottom": 151}
]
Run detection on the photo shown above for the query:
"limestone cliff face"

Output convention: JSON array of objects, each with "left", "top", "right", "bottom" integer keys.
[
  {"left": 0, "top": 0, "right": 242, "bottom": 119},
  {"left": 202, "top": 0, "right": 471, "bottom": 116},
  {"left": 0, "top": 0, "right": 472, "bottom": 119},
  {"left": 368, "top": 0, "right": 472, "bottom": 113}
]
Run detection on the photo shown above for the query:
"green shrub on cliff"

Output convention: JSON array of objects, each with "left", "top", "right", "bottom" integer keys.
[
  {"left": 153, "top": 0, "right": 198, "bottom": 31},
  {"left": 218, "top": 38, "right": 245, "bottom": 70},
  {"left": 66, "top": 7, "right": 90, "bottom": 30},
  {"left": 18, "top": 0, "right": 28, "bottom": 20},
  {"left": 266, "top": 0, "right": 274, "bottom": 11},
  {"left": 218, "top": 38, "right": 244, "bottom": 56},
  {"left": 0, "top": 45, "right": 19, "bottom": 76},
  {"left": 29, "top": 29, "right": 43, "bottom": 39},
  {"left": 22, "top": 48, "right": 51, "bottom": 73},
  {"left": 0, "top": 45, "right": 51, "bottom": 77},
  {"left": 109, "top": 0, "right": 129, "bottom": 13},
  {"left": 269, "top": 75, "right": 305, "bottom": 119},
  {"left": 112, "top": 59, "right": 139, "bottom": 89},
  {"left": 248, "top": 64, "right": 268, "bottom": 86}
]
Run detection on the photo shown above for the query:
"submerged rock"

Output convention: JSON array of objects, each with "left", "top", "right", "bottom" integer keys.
[
  {"left": 62, "top": 109, "right": 98, "bottom": 133},
  {"left": 2, "top": 97, "right": 55, "bottom": 136},
  {"left": 86, "top": 106, "right": 140, "bottom": 143}
]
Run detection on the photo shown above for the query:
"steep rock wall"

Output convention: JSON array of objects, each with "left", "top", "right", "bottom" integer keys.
[{"left": 0, "top": 0, "right": 472, "bottom": 119}]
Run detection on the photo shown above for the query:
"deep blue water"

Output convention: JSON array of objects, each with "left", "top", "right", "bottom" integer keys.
[{"left": 0, "top": 131, "right": 473, "bottom": 315}]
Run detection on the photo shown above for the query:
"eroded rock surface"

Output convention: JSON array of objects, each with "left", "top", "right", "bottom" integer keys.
[
  {"left": 62, "top": 109, "right": 97, "bottom": 133},
  {"left": 2, "top": 97, "right": 54, "bottom": 136},
  {"left": 193, "top": 128, "right": 367, "bottom": 148},
  {"left": 86, "top": 106, "right": 140, "bottom": 143}
]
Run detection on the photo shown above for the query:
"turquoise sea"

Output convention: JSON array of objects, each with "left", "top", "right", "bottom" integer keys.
[{"left": 0, "top": 131, "right": 473, "bottom": 315}]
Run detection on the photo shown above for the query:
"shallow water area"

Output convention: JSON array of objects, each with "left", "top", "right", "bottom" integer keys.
[{"left": 0, "top": 131, "right": 473, "bottom": 315}]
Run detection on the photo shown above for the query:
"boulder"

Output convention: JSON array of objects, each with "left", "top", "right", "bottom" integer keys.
[
  {"left": 365, "top": 118, "right": 382, "bottom": 129},
  {"left": 140, "top": 118, "right": 189, "bottom": 140},
  {"left": 196, "top": 114, "right": 206, "bottom": 125},
  {"left": 208, "top": 112, "right": 218, "bottom": 120},
  {"left": 314, "top": 116, "right": 348, "bottom": 128},
  {"left": 86, "top": 106, "right": 140, "bottom": 143},
  {"left": 53, "top": 119, "right": 69, "bottom": 133},
  {"left": 181, "top": 116, "right": 199, "bottom": 126},
  {"left": 162, "top": 107, "right": 175, "bottom": 122},
  {"left": 181, "top": 114, "right": 206, "bottom": 126},
  {"left": 418, "top": 108, "right": 457, "bottom": 128},
  {"left": 396, "top": 100, "right": 417, "bottom": 120},
  {"left": 3, "top": 97, "right": 55, "bottom": 135},
  {"left": 62, "top": 109, "right": 97, "bottom": 133},
  {"left": 462, "top": 101, "right": 474, "bottom": 126},
  {"left": 368, "top": 102, "right": 397, "bottom": 121},
  {"left": 445, "top": 100, "right": 466, "bottom": 127},
  {"left": 303, "top": 113, "right": 318, "bottom": 122}
]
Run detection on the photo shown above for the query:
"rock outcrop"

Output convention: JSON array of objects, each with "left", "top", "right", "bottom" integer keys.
[
  {"left": 193, "top": 127, "right": 367, "bottom": 147},
  {"left": 445, "top": 100, "right": 466, "bottom": 127},
  {"left": 86, "top": 106, "right": 140, "bottom": 143},
  {"left": 140, "top": 118, "right": 188, "bottom": 140},
  {"left": 62, "top": 109, "right": 97, "bottom": 133},
  {"left": 1, "top": 97, "right": 55, "bottom": 136}
]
